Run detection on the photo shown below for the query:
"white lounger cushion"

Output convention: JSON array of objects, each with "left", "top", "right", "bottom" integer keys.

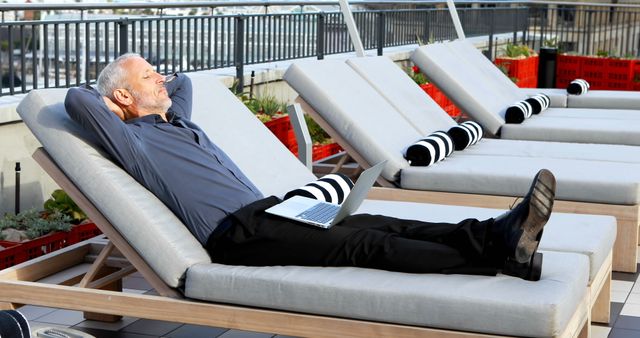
[
  {"left": 356, "top": 200, "right": 615, "bottom": 283},
  {"left": 195, "top": 72, "right": 614, "bottom": 284},
  {"left": 187, "top": 250, "right": 587, "bottom": 337},
  {"left": 450, "top": 39, "right": 640, "bottom": 110},
  {"left": 16, "top": 88, "right": 212, "bottom": 288},
  {"left": 566, "top": 90, "right": 640, "bottom": 109},
  {"left": 284, "top": 59, "right": 640, "bottom": 204},
  {"left": 345, "top": 56, "right": 640, "bottom": 162},
  {"left": 413, "top": 42, "right": 640, "bottom": 142},
  {"left": 17, "top": 77, "right": 600, "bottom": 337},
  {"left": 401, "top": 154, "right": 640, "bottom": 205}
]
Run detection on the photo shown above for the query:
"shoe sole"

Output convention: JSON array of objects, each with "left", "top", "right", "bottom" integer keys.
[{"left": 515, "top": 169, "right": 556, "bottom": 263}]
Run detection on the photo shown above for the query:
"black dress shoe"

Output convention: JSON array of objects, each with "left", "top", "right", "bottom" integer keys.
[
  {"left": 492, "top": 169, "right": 556, "bottom": 264},
  {"left": 503, "top": 252, "right": 544, "bottom": 281}
]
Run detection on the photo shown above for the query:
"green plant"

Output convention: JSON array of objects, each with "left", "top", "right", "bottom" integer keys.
[
  {"left": 596, "top": 49, "right": 609, "bottom": 57},
  {"left": 543, "top": 37, "right": 558, "bottom": 48},
  {"left": 497, "top": 64, "right": 518, "bottom": 84},
  {"left": 502, "top": 43, "right": 532, "bottom": 58},
  {"left": 44, "top": 189, "right": 87, "bottom": 224},
  {"left": 254, "top": 94, "right": 286, "bottom": 117},
  {"left": 406, "top": 65, "right": 429, "bottom": 85},
  {"left": 0, "top": 208, "right": 72, "bottom": 240},
  {"left": 305, "top": 115, "right": 331, "bottom": 144}
]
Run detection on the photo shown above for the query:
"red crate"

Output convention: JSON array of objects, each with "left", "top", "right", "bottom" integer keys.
[
  {"left": 607, "top": 59, "right": 634, "bottom": 82},
  {"left": 20, "top": 231, "right": 69, "bottom": 260},
  {"left": 556, "top": 74, "right": 584, "bottom": 89},
  {"left": 67, "top": 222, "right": 102, "bottom": 245},
  {"left": 264, "top": 115, "right": 291, "bottom": 145},
  {"left": 0, "top": 240, "right": 24, "bottom": 270},
  {"left": 495, "top": 56, "right": 539, "bottom": 85},
  {"left": 556, "top": 54, "right": 582, "bottom": 79},
  {"left": 605, "top": 81, "right": 632, "bottom": 91},
  {"left": 581, "top": 57, "right": 608, "bottom": 83},
  {"left": 515, "top": 76, "right": 538, "bottom": 88}
]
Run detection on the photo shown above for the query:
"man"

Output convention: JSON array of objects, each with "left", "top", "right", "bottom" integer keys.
[{"left": 65, "top": 53, "right": 555, "bottom": 280}]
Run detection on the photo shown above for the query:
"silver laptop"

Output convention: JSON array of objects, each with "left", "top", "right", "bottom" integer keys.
[{"left": 265, "top": 161, "right": 386, "bottom": 229}]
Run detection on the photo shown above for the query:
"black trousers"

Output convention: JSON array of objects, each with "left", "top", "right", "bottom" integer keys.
[{"left": 207, "top": 196, "right": 500, "bottom": 275}]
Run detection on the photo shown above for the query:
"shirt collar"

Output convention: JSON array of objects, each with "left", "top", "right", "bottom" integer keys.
[{"left": 125, "top": 114, "right": 166, "bottom": 125}]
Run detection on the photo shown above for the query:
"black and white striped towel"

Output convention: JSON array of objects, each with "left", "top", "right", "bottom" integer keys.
[
  {"left": 567, "top": 79, "right": 590, "bottom": 95},
  {"left": 405, "top": 131, "right": 454, "bottom": 166},
  {"left": 0, "top": 310, "right": 30, "bottom": 338},
  {"left": 505, "top": 100, "right": 533, "bottom": 124},
  {"left": 525, "top": 93, "right": 550, "bottom": 114},
  {"left": 284, "top": 173, "right": 355, "bottom": 204},
  {"left": 447, "top": 121, "right": 483, "bottom": 151}
]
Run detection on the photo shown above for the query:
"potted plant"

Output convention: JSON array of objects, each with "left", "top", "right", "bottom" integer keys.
[{"left": 495, "top": 43, "right": 539, "bottom": 88}]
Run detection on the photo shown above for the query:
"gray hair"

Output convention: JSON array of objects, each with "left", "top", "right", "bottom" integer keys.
[{"left": 96, "top": 53, "right": 142, "bottom": 98}]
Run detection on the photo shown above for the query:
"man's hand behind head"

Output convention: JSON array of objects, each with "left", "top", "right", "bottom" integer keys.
[{"left": 103, "top": 96, "right": 125, "bottom": 121}]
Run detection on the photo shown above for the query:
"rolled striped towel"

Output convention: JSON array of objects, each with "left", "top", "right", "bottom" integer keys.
[
  {"left": 405, "top": 131, "right": 454, "bottom": 166},
  {"left": 525, "top": 93, "right": 550, "bottom": 114},
  {"left": 0, "top": 310, "right": 30, "bottom": 338},
  {"left": 505, "top": 100, "right": 533, "bottom": 124},
  {"left": 567, "top": 79, "right": 590, "bottom": 95},
  {"left": 447, "top": 121, "right": 483, "bottom": 151},
  {"left": 284, "top": 173, "right": 355, "bottom": 204}
]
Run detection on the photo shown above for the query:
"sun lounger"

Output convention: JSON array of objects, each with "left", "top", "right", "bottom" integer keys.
[
  {"left": 449, "top": 39, "right": 640, "bottom": 110},
  {"left": 411, "top": 42, "right": 640, "bottom": 145},
  {"left": 283, "top": 58, "right": 638, "bottom": 278},
  {"left": 0, "top": 75, "right": 611, "bottom": 336},
  {"left": 190, "top": 72, "right": 616, "bottom": 324}
]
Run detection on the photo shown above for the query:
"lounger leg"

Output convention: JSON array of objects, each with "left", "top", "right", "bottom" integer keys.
[
  {"left": 591, "top": 271, "right": 611, "bottom": 324},
  {"left": 83, "top": 266, "right": 123, "bottom": 322}
]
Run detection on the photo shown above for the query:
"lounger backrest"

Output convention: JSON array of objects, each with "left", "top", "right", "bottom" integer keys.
[
  {"left": 449, "top": 40, "right": 524, "bottom": 100},
  {"left": 412, "top": 43, "right": 506, "bottom": 135},
  {"left": 346, "top": 56, "right": 457, "bottom": 135},
  {"left": 284, "top": 60, "right": 420, "bottom": 182},
  {"left": 17, "top": 89, "right": 211, "bottom": 289},
  {"left": 186, "top": 72, "right": 315, "bottom": 196}
]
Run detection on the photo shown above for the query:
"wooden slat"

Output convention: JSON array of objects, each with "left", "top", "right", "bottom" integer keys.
[
  {"left": 0, "top": 280, "right": 561, "bottom": 338},
  {"left": 32, "top": 148, "right": 181, "bottom": 298},
  {"left": 0, "top": 242, "right": 91, "bottom": 282},
  {"left": 80, "top": 241, "right": 115, "bottom": 288}
]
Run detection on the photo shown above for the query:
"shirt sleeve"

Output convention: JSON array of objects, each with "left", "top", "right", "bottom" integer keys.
[
  {"left": 165, "top": 73, "right": 193, "bottom": 121},
  {"left": 64, "top": 85, "right": 140, "bottom": 169}
]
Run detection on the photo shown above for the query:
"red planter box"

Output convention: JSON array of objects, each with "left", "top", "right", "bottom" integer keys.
[
  {"left": 0, "top": 223, "right": 101, "bottom": 270},
  {"left": 0, "top": 240, "right": 24, "bottom": 270},
  {"left": 420, "top": 83, "right": 460, "bottom": 117},
  {"left": 264, "top": 115, "right": 291, "bottom": 146},
  {"left": 495, "top": 56, "right": 539, "bottom": 88},
  {"left": 556, "top": 55, "right": 582, "bottom": 84},
  {"left": 67, "top": 222, "right": 102, "bottom": 245}
]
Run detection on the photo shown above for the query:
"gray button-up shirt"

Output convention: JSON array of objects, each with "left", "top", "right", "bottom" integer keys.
[{"left": 65, "top": 74, "right": 263, "bottom": 245}]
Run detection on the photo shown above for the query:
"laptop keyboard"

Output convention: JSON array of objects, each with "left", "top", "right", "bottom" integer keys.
[{"left": 296, "top": 203, "right": 340, "bottom": 224}]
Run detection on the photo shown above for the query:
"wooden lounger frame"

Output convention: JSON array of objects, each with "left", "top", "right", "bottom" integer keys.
[
  {"left": 297, "top": 98, "right": 618, "bottom": 324},
  {"left": 0, "top": 148, "right": 590, "bottom": 338}
]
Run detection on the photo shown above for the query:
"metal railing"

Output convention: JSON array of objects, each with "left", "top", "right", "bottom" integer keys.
[
  {"left": 2, "top": 1, "right": 640, "bottom": 96},
  {"left": 0, "top": 1, "right": 528, "bottom": 95}
]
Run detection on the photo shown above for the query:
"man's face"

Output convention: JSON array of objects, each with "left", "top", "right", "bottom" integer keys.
[{"left": 122, "top": 57, "right": 172, "bottom": 116}]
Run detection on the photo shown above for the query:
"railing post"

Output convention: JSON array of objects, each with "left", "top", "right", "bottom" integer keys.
[
  {"left": 522, "top": 7, "right": 528, "bottom": 45},
  {"left": 487, "top": 9, "right": 495, "bottom": 59},
  {"left": 235, "top": 15, "right": 245, "bottom": 93},
  {"left": 118, "top": 19, "right": 129, "bottom": 55},
  {"left": 317, "top": 12, "right": 325, "bottom": 60},
  {"left": 376, "top": 11, "right": 385, "bottom": 56},
  {"left": 586, "top": 10, "right": 593, "bottom": 55},
  {"left": 513, "top": 7, "right": 518, "bottom": 43}
]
